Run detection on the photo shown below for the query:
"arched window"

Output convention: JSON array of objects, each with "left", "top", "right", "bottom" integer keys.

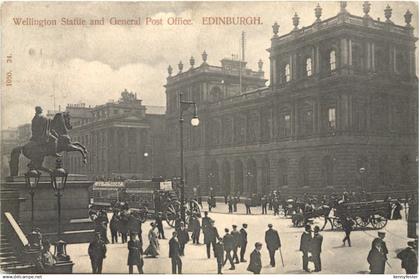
[
  {"left": 329, "top": 50, "right": 336, "bottom": 71},
  {"left": 285, "top": 64, "right": 291, "bottom": 82},
  {"left": 278, "top": 159, "right": 288, "bottom": 186},
  {"left": 306, "top": 57, "right": 313, "bottom": 77},
  {"left": 328, "top": 107, "right": 336, "bottom": 129}
]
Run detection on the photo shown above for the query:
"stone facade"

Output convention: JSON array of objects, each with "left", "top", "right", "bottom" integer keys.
[
  {"left": 63, "top": 90, "right": 166, "bottom": 179},
  {"left": 164, "top": 3, "right": 418, "bottom": 196}
]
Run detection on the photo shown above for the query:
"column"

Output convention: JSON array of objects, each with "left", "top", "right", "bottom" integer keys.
[
  {"left": 256, "top": 159, "right": 263, "bottom": 194},
  {"left": 340, "top": 38, "right": 349, "bottom": 66},
  {"left": 315, "top": 46, "right": 320, "bottom": 74},
  {"left": 366, "top": 42, "right": 371, "bottom": 71},
  {"left": 371, "top": 43, "right": 375, "bottom": 71},
  {"left": 271, "top": 57, "right": 277, "bottom": 86}
]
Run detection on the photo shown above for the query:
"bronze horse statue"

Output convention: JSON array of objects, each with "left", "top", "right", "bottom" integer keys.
[{"left": 9, "top": 112, "right": 87, "bottom": 176}]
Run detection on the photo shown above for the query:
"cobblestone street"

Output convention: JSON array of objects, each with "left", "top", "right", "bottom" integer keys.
[{"left": 68, "top": 203, "right": 412, "bottom": 274}]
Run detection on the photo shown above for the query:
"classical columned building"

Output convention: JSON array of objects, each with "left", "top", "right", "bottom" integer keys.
[
  {"left": 164, "top": 2, "right": 418, "bottom": 196},
  {"left": 64, "top": 90, "right": 166, "bottom": 179}
]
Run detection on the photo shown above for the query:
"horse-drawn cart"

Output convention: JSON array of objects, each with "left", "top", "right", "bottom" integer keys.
[{"left": 124, "top": 179, "right": 201, "bottom": 228}]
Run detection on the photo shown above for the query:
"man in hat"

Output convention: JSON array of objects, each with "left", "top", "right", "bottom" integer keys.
[
  {"left": 223, "top": 228, "right": 235, "bottom": 270},
  {"left": 169, "top": 231, "right": 182, "bottom": 274},
  {"left": 214, "top": 237, "right": 225, "bottom": 274},
  {"left": 240, "top": 224, "right": 248, "bottom": 262},
  {"left": 265, "top": 224, "right": 281, "bottom": 267},
  {"left": 155, "top": 212, "right": 165, "bottom": 239},
  {"left": 204, "top": 220, "right": 219, "bottom": 259},
  {"left": 176, "top": 222, "right": 190, "bottom": 256},
  {"left": 191, "top": 215, "right": 201, "bottom": 244},
  {"left": 397, "top": 240, "right": 418, "bottom": 274},
  {"left": 371, "top": 232, "right": 389, "bottom": 259},
  {"left": 127, "top": 233, "right": 144, "bottom": 274},
  {"left": 88, "top": 233, "right": 107, "bottom": 274},
  {"left": 368, "top": 237, "right": 387, "bottom": 274},
  {"left": 231, "top": 225, "right": 241, "bottom": 264},
  {"left": 247, "top": 242, "right": 263, "bottom": 274},
  {"left": 310, "top": 226, "right": 323, "bottom": 272},
  {"left": 300, "top": 224, "right": 312, "bottom": 272}
]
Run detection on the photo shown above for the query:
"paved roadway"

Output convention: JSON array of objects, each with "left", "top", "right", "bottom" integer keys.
[{"left": 68, "top": 203, "right": 412, "bottom": 274}]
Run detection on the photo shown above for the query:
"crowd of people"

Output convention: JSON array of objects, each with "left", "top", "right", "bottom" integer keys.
[{"left": 82, "top": 189, "right": 418, "bottom": 274}]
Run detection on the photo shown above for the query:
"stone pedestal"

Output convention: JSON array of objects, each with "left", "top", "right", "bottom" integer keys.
[{"left": 2, "top": 174, "right": 94, "bottom": 243}]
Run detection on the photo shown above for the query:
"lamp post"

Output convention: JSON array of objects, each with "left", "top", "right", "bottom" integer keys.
[
  {"left": 179, "top": 93, "right": 199, "bottom": 223},
  {"left": 24, "top": 169, "right": 41, "bottom": 229},
  {"left": 359, "top": 167, "right": 366, "bottom": 192},
  {"left": 50, "top": 159, "right": 68, "bottom": 238},
  {"left": 246, "top": 171, "right": 254, "bottom": 194}
]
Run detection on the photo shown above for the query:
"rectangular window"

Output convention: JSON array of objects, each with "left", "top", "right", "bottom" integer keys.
[{"left": 328, "top": 107, "right": 336, "bottom": 129}]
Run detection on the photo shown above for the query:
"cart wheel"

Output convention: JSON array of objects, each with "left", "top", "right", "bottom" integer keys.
[
  {"left": 332, "top": 218, "right": 342, "bottom": 231},
  {"left": 187, "top": 200, "right": 201, "bottom": 217},
  {"left": 370, "top": 214, "right": 388, "bottom": 229},
  {"left": 354, "top": 216, "right": 369, "bottom": 228},
  {"left": 165, "top": 201, "right": 180, "bottom": 228}
]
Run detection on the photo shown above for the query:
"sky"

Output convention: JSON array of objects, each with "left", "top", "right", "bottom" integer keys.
[{"left": 1, "top": 1, "right": 418, "bottom": 128}]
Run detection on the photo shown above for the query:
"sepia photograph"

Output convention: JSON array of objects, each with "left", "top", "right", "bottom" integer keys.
[{"left": 0, "top": 0, "right": 418, "bottom": 276}]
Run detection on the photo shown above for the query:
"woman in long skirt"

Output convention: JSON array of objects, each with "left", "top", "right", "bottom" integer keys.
[{"left": 144, "top": 223, "right": 160, "bottom": 257}]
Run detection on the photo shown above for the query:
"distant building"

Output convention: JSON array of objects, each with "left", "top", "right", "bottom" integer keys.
[
  {"left": 164, "top": 2, "right": 418, "bottom": 195},
  {"left": 64, "top": 90, "right": 166, "bottom": 180}
]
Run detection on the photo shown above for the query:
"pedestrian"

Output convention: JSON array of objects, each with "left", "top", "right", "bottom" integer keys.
[
  {"left": 214, "top": 237, "right": 225, "bottom": 274},
  {"left": 240, "top": 223, "right": 248, "bottom": 262},
  {"left": 128, "top": 211, "right": 141, "bottom": 242},
  {"left": 273, "top": 198, "right": 280, "bottom": 216},
  {"left": 300, "top": 224, "right": 312, "bottom": 272},
  {"left": 208, "top": 196, "right": 213, "bottom": 212},
  {"left": 155, "top": 213, "right": 165, "bottom": 239},
  {"left": 94, "top": 220, "right": 108, "bottom": 246},
  {"left": 261, "top": 195, "right": 267, "bottom": 214},
  {"left": 245, "top": 197, "right": 252, "bottom": 215},
  {"left": 191, "top": 215, "right": 201, "bottom": 244},
  {"left": 371, "top": 231, "right": 389, "bottom": 261},
  {"left": 97, "top": 210, "right": 110, "bottom": 244},
  {"left": 110, "top": 211, "right": 119, "bottom": 244},
  {"left": 367, "top": 239, "right": 387, "bottom": 274},
  {"left": 310, "top": 226, "right": 323, "bottom": 272},
  {"left": 144, "top": 222, "right": 159, "bottom": 258},
  {"left": 228, "top": 196, "right": 233, "bottom": 213},
  {"left": 127, "top": 233, "right": 144, "bottom": 274},
  {"left": 392, "top": 200, "right": 403, "bottom": 220},
  {"left": 342, "top": 217, "right": 354, "bottom": 247},
  {"left": 169, "top": 231, "right": 182, "bottom": 274},
  {"left": 222, "top": 228, "right": 235, "bottom": 270},
  {"left": 119, "top": 210, "right": 129, "bottom": 244},
  {"left": 397, "top": 240, "right": 418, "bottom": 274},
  {"left": 88, "top": 233, "right": 107, "bottom": 274},
  {"left": 231, "top": 225, "right": 241, "bottom": 264},
  {"left": 224, "top": 193, "right": 228, "bottom": 204},
  {"left": 204, "top": 220, "right": 219, "bottom": 259},
  {"left": 264, "top": 224, "right": 281, "bottom": 267},
  {"left": 233, "top": 196, "right": 238, "bottom": 212},
  {"left": 202, "top": 211, "right": 211, "bottom": 229},
  {"left": 247, "top": 242, "right": 263, "bottom": 274},
  {"left": 176, "top": 222, "right": 190, "bottom": 256}
]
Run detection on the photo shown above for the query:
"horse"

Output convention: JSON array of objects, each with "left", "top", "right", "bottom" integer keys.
[{"left": 9, "top": 112, "right": 87, "bottom": 176}]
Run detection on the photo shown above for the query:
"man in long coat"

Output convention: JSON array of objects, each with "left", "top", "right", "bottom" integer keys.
[
  {"left": 127, "top": 233, "right": 144, "bottom": 274},
  {"left": 300, "top": 224, "right": 312, "bottom": 272},
  {"left": 88, "top": 233, "right": 107, "bottom": 274},
  {"left": 231, "top": 225, "right": 241, "bottom": 264},
  {"left": 222, "top": 228, "right": 235, "bottom": 270},
  {"left": 265, "top": 224, "right": 281, "bottom": 267},
  {"left": 239, "top": 223, "right": 248, "bottom": 262},
  {"left": 397, "top": 240, "right": 418, "bottom": 274},
  {"left": 247, "top": 242, "right": 263, "bottom": 274},
  {"left": 310, "top": 226, "right": 323, "bottom": 272},
  {"left": 191, "top": 215, "right": 201, "bottom": 244},
  {"left": 204, "top": 220, "right": 219, "bottom": 259},
  {"left": 214, "top": 238, "right": 225, "bottom": 274},
  {"left": 176, "top": 222, "right": 190, "bottom": 256},
  {"left": 169, "top": 231, "right": 182, "bottom": 274}
]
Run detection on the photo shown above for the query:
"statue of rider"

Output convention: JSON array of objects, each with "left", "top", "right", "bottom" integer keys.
[{"left": 30, "top": 106, "right": 59, "bottom": 155}]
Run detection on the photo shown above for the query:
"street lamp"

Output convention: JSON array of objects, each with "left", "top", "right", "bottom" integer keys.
[
  {"left": 50, "top": 159, "right": 68, "bottom": 238},
  {"left": 179, "top": 93, "right": 199, "bottom": 223},
  {"left": 25, "top": 169, "right": 41, "bottom": 229},
  {"left": 246, "top": 171, "right": 254, "bottom": 194},
  {"left": 359, "top": 167, "right": 366, "bottom": 191}
]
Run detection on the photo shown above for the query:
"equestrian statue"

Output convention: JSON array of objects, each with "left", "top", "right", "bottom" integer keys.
[{"left": 9, "top": 106, "right": 88, "bottom": 176}]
